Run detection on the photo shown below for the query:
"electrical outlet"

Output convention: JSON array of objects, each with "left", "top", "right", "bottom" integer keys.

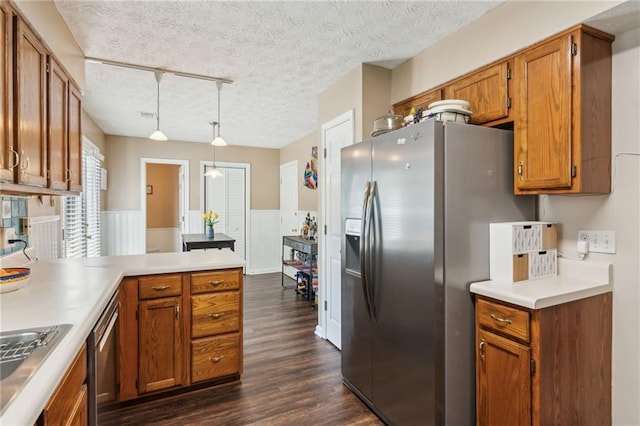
[
  {"left": 1, "top": 227, "right": 17, "bottom": 249},
  {"left": 578, "top": 230, "right": 616, "bottom": 254}
]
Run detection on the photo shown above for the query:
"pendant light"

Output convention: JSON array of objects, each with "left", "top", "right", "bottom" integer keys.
[
  {"left": 211, "top": 81, "right": 227, "bottom": 146},
  {"left": 205, "top": 121, "right": 224, "bottom": 178},
  {"left": 149, "top": 71, "right": 168, "bottom": 141}
]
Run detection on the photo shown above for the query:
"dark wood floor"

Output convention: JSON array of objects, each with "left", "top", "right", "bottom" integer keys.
[{"left": 100, "top": 272, "right": 382, "bottom": 425}]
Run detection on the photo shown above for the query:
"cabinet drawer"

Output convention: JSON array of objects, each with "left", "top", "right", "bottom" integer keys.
[
  {"left": 192, "top": 292, "right": 240, "bottom": 338},
  {"left": 191, "top": 334, "right": 241, "bottom": 383},
  {"left": 477, "top": 298, "right": 530, "bottom": 343},
  {"left": 138, "top": 274, "right": 182, "bottom": 299},
  {"left": 191, "top": 269, "right": 240, "bottom": 294}
]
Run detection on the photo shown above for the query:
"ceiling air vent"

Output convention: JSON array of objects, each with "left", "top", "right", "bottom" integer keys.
[{"left": 137, "top": 111, "right": 156, "bottom": 119}]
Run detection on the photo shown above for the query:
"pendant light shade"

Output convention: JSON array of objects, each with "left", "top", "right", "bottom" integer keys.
[
  {"left": 211, "top": 81, "right": 227, "bottom": 146},
  {"left": 205, "top": 121, "right": 224, "bottom": 178},
  {"left": 149, "top": 71, "right": 168, "bottom": 141}
]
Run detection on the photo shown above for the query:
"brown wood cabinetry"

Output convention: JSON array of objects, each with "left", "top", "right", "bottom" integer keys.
[
  {"left": 47, "top": 57, "right": 68, "bottom": 190},
  {"left": 138, "top": 296, "right": 184, "bottom": 393},
  {"left": 190, "top": 269, "right": 242, "bottom": 383},
  {"left": 514, "top": 26, "right": 613, "bottom": 194},
  {"left": 475, "top": 293, "right": 612, "bottom": 426},
  {"left": 443, "top": 60, "right": 512, "bottom": 125},
  {"left": 118, "top": 268, "right": 243, "bottom": 404},
  {"left": 393, "top": 24, "right": 613, "bottom": 195},
  {"left": 392, "top": 88, "right": 442, "bottom": 117},
  {"left": 15, "top": 15, "right": 47, "bottom": 188},
  {"left": 67, "top": 83, "right": 82, "bottom": 192},
  {"left": 0, "top": 3, "right": 82, "bottom": 195},
  {"left": 0, "top": 0, "right": 14, "bottom": 182},
  {"left": 37, "top": 343, "right": 88, "bottom": 426}
]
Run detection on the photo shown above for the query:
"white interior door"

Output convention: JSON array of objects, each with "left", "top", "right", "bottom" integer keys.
[
  {"left": 280, "top": 161, "right": 299, "bottom": 237},
  {"left": 321, "top": 110, "right": 354, "bottom": 349},
  {"left": 204, "top": 165, "right": 247, "bottom": 262}
]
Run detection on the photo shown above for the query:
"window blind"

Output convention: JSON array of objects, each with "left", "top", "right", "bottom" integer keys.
[{"left": 63, "top": 139, "right": 102, "bottom": 258}]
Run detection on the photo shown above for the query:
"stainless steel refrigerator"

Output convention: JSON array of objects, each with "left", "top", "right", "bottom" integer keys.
[{"left": 340, "top": 120, "right": 534, "bottom": 425}]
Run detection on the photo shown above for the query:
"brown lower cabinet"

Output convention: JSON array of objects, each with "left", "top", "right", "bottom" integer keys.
[
  {"left": 118, "top": 268, "right": 243, "bottom": 403},
  {"left": 36, "top": 343, "right": 88, "bottom": 426},
  {"left": 475, "top": 293, "right": 612, "bottom": 426}
]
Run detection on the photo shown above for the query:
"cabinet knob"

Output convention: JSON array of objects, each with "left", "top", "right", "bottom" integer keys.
[
  {"left": 479, "top": 339, "right": 486, "bottom": 362},
  {"left": 209, "top": 313, "right": 224, "bottom": 320},
  {"left": 209, "top": 280, "right": 224, "bottom": 286},
  {"left": 517, "top": 161, "right": 524, "bottom": 181},
  {"left": 209, "top": 356, "right": 224, "bottom": 363}
]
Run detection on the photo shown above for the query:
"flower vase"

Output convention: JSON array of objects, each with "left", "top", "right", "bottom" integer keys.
[{"left": 205, "top": 225, "right": 214, "bottom": 238}]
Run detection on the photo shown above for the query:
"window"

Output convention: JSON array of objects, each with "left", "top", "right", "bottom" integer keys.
[{"left": 63, "top": 138, "right": 103, "bottom": 258}]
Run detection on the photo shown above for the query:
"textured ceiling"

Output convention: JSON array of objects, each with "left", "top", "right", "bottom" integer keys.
[{"left": 54, "top": 1, "right": 505, "bottom": 149}]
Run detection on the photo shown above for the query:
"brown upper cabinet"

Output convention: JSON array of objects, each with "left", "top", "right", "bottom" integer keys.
[
  {"left": 68, "top": 83, "right": 82, "bottom": 192},
  {"left": 443, "top": 60, "right": 512, "bottom": 126},
  {"left": 0, "top": 1, "right": 14, "bottom": 182},
  {"left": 1, "top": 4, "right": 83, "bottom": 195},
  {"left": 47, "top": 57, "right": 69, "bottom": 191},
  {"left": 393, "top": 24, "right": 613, "bottom": 195},
  {"left": 514, "top": 26, "right": 613, "bottom": 194},
  {"left": 15, "top": 15, "right": 48, "bottom": 188},
  {"left": 393, "top": 88, "right": 442, "bottom": 118}
]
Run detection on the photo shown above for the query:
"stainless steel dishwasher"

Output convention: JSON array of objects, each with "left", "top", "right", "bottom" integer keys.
[{"left": 87, "top": 290, "right": 119, "bottom": 426}]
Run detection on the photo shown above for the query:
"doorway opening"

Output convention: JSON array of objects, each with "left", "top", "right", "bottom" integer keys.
[{"left": 140, "top": 158, "right": 189, "bottom": 253}]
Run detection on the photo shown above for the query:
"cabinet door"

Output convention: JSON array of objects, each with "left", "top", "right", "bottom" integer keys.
[
  {"left": 392, "top": 88, "right": 442, "bottom": 117},
  {"left": 0, "top": 1, "right": 14, "bottom": 182},
  {"left": 67, "top": 83, "right": 82, "bottom": 192},
  {"left": 47, "top": 58, "right": 68, "bottom": 190},
  {"left": 477, "top": 329, "right": 531, "bottom": 426},
  {"left": 515, "top": 35, "right": 572, "bottom": 191},
  {"left": 443, "top": 61, "right": 511, "bottom": 124},
  {"left": 138, "top": 297, "right": 183, "bottom": 393},
  {"left": 15, "top": 17, "right": 47, "bottom": 187}
]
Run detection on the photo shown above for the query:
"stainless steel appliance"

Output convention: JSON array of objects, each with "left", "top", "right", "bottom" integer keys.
[
  {"left": 87, "top": 290, "right": 119, "bottom": 426},
  {"left": 341, "top": 120, "right": 535, "bottom": 425}
]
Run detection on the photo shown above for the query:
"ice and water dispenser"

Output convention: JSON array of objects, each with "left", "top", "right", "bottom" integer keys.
[{"left": 344, "top": 218, "right": 361, "bottom": 276}]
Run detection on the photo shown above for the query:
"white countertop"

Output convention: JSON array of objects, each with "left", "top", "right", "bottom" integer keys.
[
  {"left": 470, "top": 258, "right": 612, "bottom": 309},
  {"left": 0, "top": 249, "right": 244, "bottom": 425}
]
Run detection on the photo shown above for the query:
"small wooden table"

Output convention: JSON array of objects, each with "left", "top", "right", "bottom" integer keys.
[{"left": 182, "top": 233, "right": 236, "bottom": 252}]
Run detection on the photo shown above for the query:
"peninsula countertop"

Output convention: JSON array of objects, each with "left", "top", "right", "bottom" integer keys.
[{"left": 0, "top": 249, "right": 244, "bottom": 425}]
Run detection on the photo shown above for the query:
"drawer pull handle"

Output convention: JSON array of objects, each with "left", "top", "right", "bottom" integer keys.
[
  {"left": 209, "top": 313, "right": 224, "bottom": 319},
  {"left": 210, "top": 356, "right": 224, "bottom": 363},
  {"left": 490, "top": 313, "right": 512, "bottom": 325},
  {"left": 479, "top": 339, "right": 486, "bottom": 362},
  {"left": 152, "top": 285, "right": 170, "bottom": 291},
  {"left": 209, "top": 280, "right": 225, "bottom": 286}
]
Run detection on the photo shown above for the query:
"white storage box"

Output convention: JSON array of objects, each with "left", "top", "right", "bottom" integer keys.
[{"left": 490, "top": 221, "right": 558, "bottom": 283}]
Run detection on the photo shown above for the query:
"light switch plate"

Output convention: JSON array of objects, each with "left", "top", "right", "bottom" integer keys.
[{"left": 578, "top": 230, "right": 616, "bottom": 254}]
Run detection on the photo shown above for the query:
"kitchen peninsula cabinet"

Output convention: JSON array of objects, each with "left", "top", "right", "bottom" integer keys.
[
  {"left": 0, "top": 1, "right": 13, "bottom": 182},
  {"left": 475, "top": 293, "right": 612, "bottom": 426},
  {"left": 514, "top": 26, "right": 613, "bottom": 194},
  {"left": 36, "top": 343, "right": 88, "bottom": 426},
  {"left": 443, "top": 60, "right": 512, "bottom": 126},
  {"left": 118, "top": 268, "right": 243, "bottom": 402}
]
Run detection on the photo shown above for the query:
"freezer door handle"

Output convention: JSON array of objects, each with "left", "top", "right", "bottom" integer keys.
[
  {"left": 360, "top": 181, "right": 373, "bottom": 320},
  {"left": 366, "top": 181, "right": 377, "bottom": 321}
]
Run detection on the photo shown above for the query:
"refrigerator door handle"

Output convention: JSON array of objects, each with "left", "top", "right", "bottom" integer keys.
[
  {"left": 360, "top": 181, "right": 373, "bottom": 319},
  {"left": 366, "top": 181, "right": 377, "bottom": 321}
]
